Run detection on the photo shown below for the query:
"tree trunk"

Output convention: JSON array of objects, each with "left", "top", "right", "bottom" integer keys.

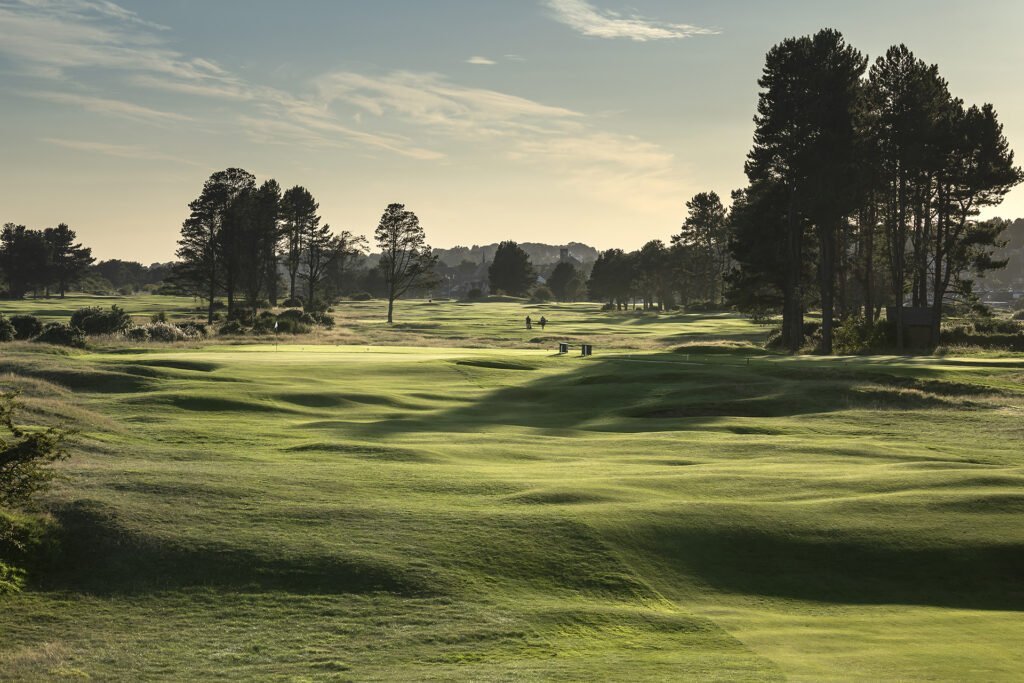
[
  {"left": 207, "top": 284, "right": 216, "bottom": 324},
  {"left": 387, "top": 297, "right": 395, "bottom": 324},
  {"left": 818, "top": 220, "right": 835, "bottom": 355},
  {"left": 783, "top": 188, "right": 804, "bottom": 353}
]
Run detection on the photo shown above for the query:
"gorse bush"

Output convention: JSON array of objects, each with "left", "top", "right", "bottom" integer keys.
[
  {"left": 70, "top": 306, "right": 133, "bottom": 335},
  {"left": 0, "top": 315, "right": 14, "bottom": 343},
  {"left": 833, "top": 316, "right": 896, "bottom": 354},
  {"left": 125, "top": 326, "right": 150, "bottom": 342},
  {"left": 0, "top": 391, "right": 72, "bottom": 595},
  {"left": 34, "top": 323, "right": 86, "bottom": 348},
  {"left": 10, "top": 315, "right": 43, "bottom": 340},
  {"left": 308, "top": 311, "right": 335, "bottom": 328},
  {"left": 146, "top": 322, "right": 191, "bottom": 342},
  {"left": 282, "top": 297, "right": 304, "bottom": 308},
  {"left": 218, "top": 321, "right": 247, "bottom": 336}
]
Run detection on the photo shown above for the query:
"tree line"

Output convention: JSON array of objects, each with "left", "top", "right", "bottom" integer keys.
[
  {"left": 174, "top": 168, "right": 436, "bottom": 324},
  {"left": 0, "top": 223, "right": 94, "bottom": 299}
]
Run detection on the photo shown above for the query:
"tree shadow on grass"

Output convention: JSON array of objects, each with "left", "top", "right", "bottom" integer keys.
[
  {"left": 622, "top": 522, "right": 1024, "bottom": 611},
  {"left": 356, "top": 354, "right": 998, "bottom": 437},
  {"left": 31, "top": 501, "right": 436, "bottom": 597}
]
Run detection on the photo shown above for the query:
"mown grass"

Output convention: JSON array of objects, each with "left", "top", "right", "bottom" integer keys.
[{"left": 0, "top": 297, "right": 1022, "bottom": 680}]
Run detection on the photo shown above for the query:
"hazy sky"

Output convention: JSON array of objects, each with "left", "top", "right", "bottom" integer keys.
[{"left": 2, "top": 0, "right": 1023, "bottom": 262}]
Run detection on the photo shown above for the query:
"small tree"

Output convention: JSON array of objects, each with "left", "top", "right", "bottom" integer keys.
[
  {"left": 375, "top": 204, "right": 437, "bottom": 324},
  {"left": 488, "top": 241, "right": 535, "bottom": 296}
]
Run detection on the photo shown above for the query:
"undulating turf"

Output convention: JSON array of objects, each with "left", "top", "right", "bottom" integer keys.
[{"left": 0, "top": 297, "right": 1022, "bottom": 680}]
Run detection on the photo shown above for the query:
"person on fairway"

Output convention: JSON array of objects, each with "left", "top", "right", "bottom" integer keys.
[
  {"left": 525, "top": 315, "right": 532, "bottom": 329},
  {"left": 539, "top": 316, "right": 547, "bottom": 330}
]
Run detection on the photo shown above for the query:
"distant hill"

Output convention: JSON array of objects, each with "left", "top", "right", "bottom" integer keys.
[{"left": 432, "top": 242, "right": 599, "bottom": 267}]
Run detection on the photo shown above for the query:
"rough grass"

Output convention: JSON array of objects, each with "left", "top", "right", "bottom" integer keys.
[{"left": 0, "top": 297, "right": 1021, "bottom": 680}]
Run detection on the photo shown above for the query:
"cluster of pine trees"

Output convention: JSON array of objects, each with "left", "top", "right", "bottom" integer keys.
[
  {"left": 174, "top": 169, "right": 366, "bottom": 323},
  {"left": 0, "top": 223, "right": 94, "bottom": 299},
  {"left": 729, "top": 30, "right": 1022, "bottom": 352}
]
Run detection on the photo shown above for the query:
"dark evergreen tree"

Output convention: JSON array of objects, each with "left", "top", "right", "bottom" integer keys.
[
  {"left": 280, "top": 186, "right": 319, "bottom": 302},
  {"left": 548, "top": 262, "right": 579, "bottom": 301},
  {"left": 176, "top": 168, "right": 255, "bottom": 323},
  {"left": 43, "top": 224, "right": 94, "bottom": 298},
  {"left": 488, "top": 241, "right": 535, "bottom": 296}
]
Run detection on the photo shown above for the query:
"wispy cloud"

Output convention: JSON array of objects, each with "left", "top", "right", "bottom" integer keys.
[
  {"left": 5, "top": 1, "right": 685, "bottom": 215},
  {"left": 313, "top": 70, "right": 680, "bottom": 213},
  {"left": 25, "top": 90, "right": 192, "bottom": 123},
  {"left": 41, "top": 137, "right": 203, "bottom": 166},
  {"left": 466, "top": 56, "right": 496, "bottom": 66},
  {"left": 544, "top": 0, "right": 717, "bottom": 41}
]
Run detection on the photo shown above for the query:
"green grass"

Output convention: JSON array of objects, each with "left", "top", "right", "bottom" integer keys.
[
  {"left": 2, "top": 294, "right": 772, "bottom": 350},
  {"left": 0, "top": 293, "right": 200, "bottom": 323},
  {"left": 0, "top": 297, "right": 1022, "bottom": 680}
]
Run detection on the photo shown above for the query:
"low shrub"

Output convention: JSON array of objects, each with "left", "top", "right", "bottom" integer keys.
[
  {"left": 34, "top": 323, "right": 86, "bottom": 348},
  {"left": 146, "top": 322, "right": 190, "bottom": 342},
  {"left": 282, "top": 296, "right": 304, "bottom": 308},
  {"left": 833, "top": 316, "right": 895, "bottom": 354},
  {"left": 10, "top": 315, "right": 43, "bottom": 340},
  {"left": 349, "top": 292, "right": 373, "bottom": 302},
  {"left": 178, "top": 322, "right": 208, "bottom": 338},
  {"left": 0, "top": 315, "right": 14, "bottom": 342},
  {"left": 150, "top": 311, "right": 168, "bottom": 323},
  {"left": 70, "top": 305, "right": 132, "bottom": 335},
  {"left": 940, "top": 322, "right": 1024, "bottom": 351},
  {"left": 1013, "top": 310, "right": 1024, "bottom": 321},
  {"left": 218, "top": 321, "right": 248, "bottom": 336},
  {"left": 530, "top": 285, "right": 554, "bottom": 303},
  {"left": 308, "top": 311, "right": 335, "bottom": 328},
  {"left": 124, "top": 326, "right": 150, "bottom": 342},
  {"left": 278, "top": 309, "right": 315, "bottom": 324}
]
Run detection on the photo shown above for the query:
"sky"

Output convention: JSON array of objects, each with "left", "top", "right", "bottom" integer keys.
[{"left": 2, "top": 0, "right": 1023, "bottom": 263}]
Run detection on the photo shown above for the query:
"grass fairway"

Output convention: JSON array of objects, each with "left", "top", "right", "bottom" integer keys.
[{"left": 0, "top": 305, "right": 1022, "bottom": 679}]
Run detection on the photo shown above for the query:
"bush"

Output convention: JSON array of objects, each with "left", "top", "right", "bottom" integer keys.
[
  {"left": 833, "top": 316, "right": 895, "bottom": 354},
  {"left": 282, "top": 296, "right": 304, "bottom": 308},
  {"left": 530, "top": 285, "right": 554, "bottom": 303},
  {"left": 1013, "top": 310, "right": 1024, "bottom": 321},
  {"left": 940, "top": 320, "right": 1024, "bottom": 351},
  {"left": 146, "top": 322, "right": 190, "bottom": 342},
  {"left": 9, "top": 315, "right": 42, "bottom": 340},
  {"left": 150, "top": 311, "right": 168, "bottom": 324},
  {"left": 179, "top": 322, "right": 208, "bottom": 338},
  {"left": 70, "top": 305, "right": 132, "bottom": 335},
  {"left": 124, "top": 326, "right": 150, "bottom": 342},
  {"left": 278, "top": 309, "right": 315, "bottom": 324},
  {"left": 34, "top": 323, "right": 86, "bottom": 348},
  {"left": 218, "top": 321, "right": 248, "bottom": 336},
  {"left": 349, "top": 292, "right": 373, "bottom": 302},
  {"left": 308, "top": 311, "right": 335, "bottom": 328},
  {"left": 0, "top": 315, "right": 14, "bottom": 342},
  {"left": 465, "top": 288, "right": 483, "bottom": 301}
]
